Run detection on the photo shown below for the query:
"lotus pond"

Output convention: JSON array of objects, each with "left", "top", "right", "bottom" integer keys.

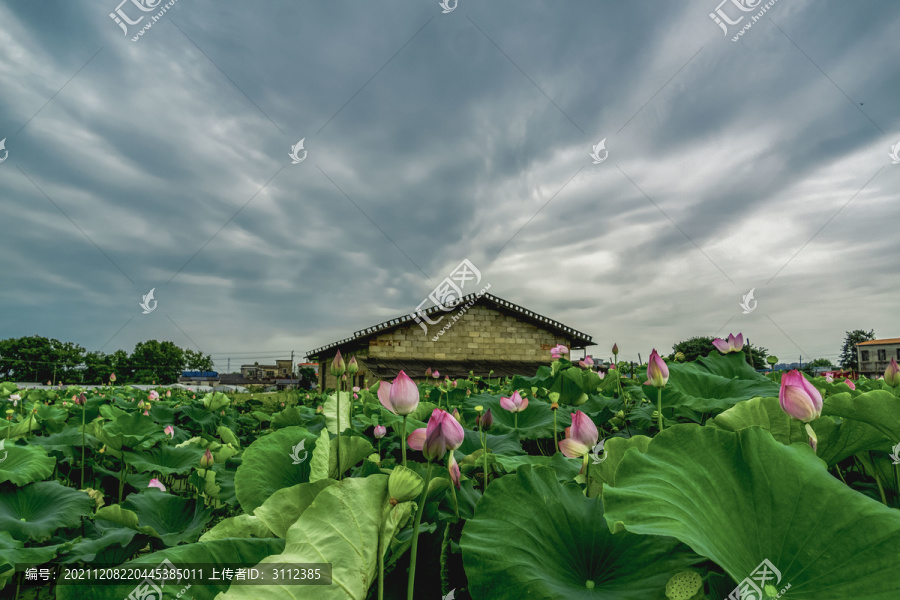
[{"left": 1, "top": 343, "right": 899, "bottom": 600}]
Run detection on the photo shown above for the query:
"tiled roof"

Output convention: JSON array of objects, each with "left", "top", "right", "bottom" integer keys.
[
  {"left": 857, "top": 338, "right": 900, "bottom": 346},
  {"left": 306, "top": 293, "right": 593, "bottom": 359}
]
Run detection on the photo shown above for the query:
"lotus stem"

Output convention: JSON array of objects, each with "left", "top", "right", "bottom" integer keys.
[
  {"left": 657, "top": 387, "right": 664, "bottom": 432},
  {"left": 553, "top": 410, "right": 558, "bottom": 450},
  {"left": 401, "top": 415, "right": 408, "bottom": 468},
  {"left": 80, "top": 407, "right": 86, "bottom": 489},
  {"left": 448, "top": 453, "right": 459, "bottom": 519},
  {"left": 118, "top": 462, "right": 128, "bottom": 504},
  {"left": 514, "top": 412, "right": 518, "bottom": 430},
  {"left": 336, "top": 382, "right": 342, "bottom": 482},
  {"left": 869, "top": 451, "right": 888, "bottom": 505},
  {"left": 407, "top": 461, "right": 433, "bottom": 600},
  {"left": 481, "top": 429, "right": 489, "bottom": 489},
  {"left": 377, "top": 526, "right": 384, "bottom": 600}
]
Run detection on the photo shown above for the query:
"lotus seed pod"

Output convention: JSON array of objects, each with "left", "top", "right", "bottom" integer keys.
[
  {"left": 665, "top": 571, "right": 704, "bottom": 600},
  {"left": 388, "top": 465, "right": 424, "bottom": 504}
]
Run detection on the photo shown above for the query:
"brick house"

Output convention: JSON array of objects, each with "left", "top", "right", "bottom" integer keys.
[
  {"left": 857, "top": 338, "right": 900, "bottom": 379},
  {"left": 306, "top": 293, "right": 594, "bottom": 390}
]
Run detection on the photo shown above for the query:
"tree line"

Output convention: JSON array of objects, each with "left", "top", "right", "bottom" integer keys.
[{"left": 0, "top": 336, "right": 214, "bottom": 385}]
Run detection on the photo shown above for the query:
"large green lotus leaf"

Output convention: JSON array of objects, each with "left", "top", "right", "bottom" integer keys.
[
  {"left": 458, "top": 393, "right": 559, "bottom": 440},
  {"left": 708, "top": 396, "right": 892, "bottom": 466},
  {"left": 0, "top": 531, "right": 61, "bottom": 591},
  {"left": 123, "top": 444, "right": 205, "bottom": 476},
  {"left": 93, "top": 504, "right": 158, "bottom": 537},
  {"left": 0, "top": 481, "right": 94, "bottom": 542},
  {"left": 323, "top": 391, "right": 351, "bottom": 435},
  {"left": 199, "top": 514, "right": 272, "bottom": 542},
  {"left": 234, "top": 426, "right": 319, "bottom": 513},
  {"left": 0, "top": 415, "right": 40, "bottom": 439},
  {"left": 458, "top": 429, "right": 525, "bottom": 456},
  {"left": 55, "top": 537, "right": 285, "bottom": 600},
  {"left": 26, "top": 425, "right": 98, "bottom": 462},
  {"left": 58, "top": 526, "right": 142, "bottom": 565},
  {"left": 34, "top": 404, "right": 69, "bottom": 433},
  {"left": 587, "top": 435, "right": 652, "bottom": 496},
  {"left": 0, "top": 440, "right": 55, "bottom": 485},
  {"left": 602, "top": 425, "right": 900, "bottom": 599},
  {"left": 202, "top": 391, "right": 232, "bottom": 411},
  {"left": 253, "top": 479, "right": 338, "bottom": 538},
  {"left": 460, "top": 465, "right": 703, "bottom": 599},
  {"left": 271, "top": 406, "right": 304, "bottom": 428},
  {"left": 309, "top": 428, "right": 330, "bottom": 483},
  {"left": 178, "top": 403, "right": 220, "bottom": 433},
  {"left": 218, "top": 425, "right": 240, "bottom": 447},
  {"left": 121, "top": 490, "right": 213, "bottom": 546},
  {"left": 645, "top": 352, "right": 780, "bottom": 416},
  {"left": 217, "top": 474, "right": 411, "bottom": 600},
  {"left": 95, "top": 413, "right": 166, "bottom": 451},
  {"left": 822, "top": 390, "right": 900, "bottom": 442}
]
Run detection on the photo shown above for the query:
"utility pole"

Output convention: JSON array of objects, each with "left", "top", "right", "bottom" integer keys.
[
  {"left": 290, "top": 351, "right": 295, "bottom": 386},
  {"left": 227, "top": 358, "right": 230, "bottom": 373}
]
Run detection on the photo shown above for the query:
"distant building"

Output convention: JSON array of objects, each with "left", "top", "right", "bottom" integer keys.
[
  {"left": 306, "top": 293, "right": 594, "bottom": 390},
  {"left": 856, "top": 338, "right": 900, "bottom": 379},
  {"left": 240, "top": 359, "right": 300, "bottom": 389},
  {"left": 178, "top": 371, "right": 220, "bottom": 386}
]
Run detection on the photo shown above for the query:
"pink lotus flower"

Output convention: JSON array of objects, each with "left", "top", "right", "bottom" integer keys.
[
  {"left": 578, "top": 356, "right": 594, "bottom": 368},
  {"left": 373, "top": 425, "right": 387, "bottom": 439},
  {"left": 825, "top": 375, "right": 834, "bottom": 383},
  {"left": 558, "top": 411, "right": 598, "bottom": 458},
  {"left": 448, "top": 452, "right": 460, "bottom": 489},
  {"left": 432, "top": 370, "right": 440, "bottom": 379},
  {"left": 407, "top": 408, "right": 465, "bottom": 461},
  {"left": 499, "top": 391, "right": 528, "bottom": 413},
  {"left": 885, "top": 358, "right": 900, "bottom": 387},
  {"left": 779, "top": 370, "right": 823, "bottom": 423},
  {"left": 143, "top": 410, "right": 149, "bottom": 416},
  {"left": 712, "top": 333, "right": 744, "bottom": 354},
  {"left": 148, "top": 390, "right": 160, "bottom": 401},
  {"left": 598, "top": 371, "right": 605, "bottom": 380},
  {"left": 164, "top": 425, "right": 174, "bottom": 438},
  {"left": 148, "top": 478, "right": 166, "bottom": 492},
  {"left": 378, "top": 371, "right": 420, "bottom": 416},
  {"left": 844, "top": 378, "right": 856, "bottom": 390},
  {"left": 643, "top": 349, "right": 669, "bottom": 388},
  {"left": 352, "top": 386, "right": 360, "bottom": 393},
  {"left": 550, "top": 344, "right": 569, "bottom": 359}
]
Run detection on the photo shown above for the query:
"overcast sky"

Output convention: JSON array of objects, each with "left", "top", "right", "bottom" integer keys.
[{"left": 1, "top": 0, "right": 898, "bottom": 371}]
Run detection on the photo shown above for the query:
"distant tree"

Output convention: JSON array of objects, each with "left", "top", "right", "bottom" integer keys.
[
  {"left": 297, "top": 367, "right": 316, "bottom": 390},
  {"left": 183, "top": 349, "right": 214, "bottom": 372},
  {"left": 0, "top": 336, "right": 85, "bottom": 383},
  {"left": 801, "top": 358, "right": 835, "bottom": 376},
  {"left": 130, "top": 340, "right": 184, "bottom": 384},
  {"left": 839, "top": 329, "right": 875, "bottom": 372},
  {"left": 670, "top": 335, "right": 769, "bottom": 369}
]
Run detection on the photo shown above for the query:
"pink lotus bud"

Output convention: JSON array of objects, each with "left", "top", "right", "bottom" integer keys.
[
  {"left": 148, "top": 478, "right": 166, "bottom": 492},
  {"left": 425, "top": 368, "right": 432, "bottom": 378},
  {"left": 76, "top": 393, "right": 86, "bottom": 405},
  {"left": 200, "top": 448, "right": 214, "bottom": 469},
  {"left": 452, "top": 380, "right": 458, "bottom": 387},
  {"left": 109, "top": 373, "right": 116, "bottom": 383},
  {"left": 142, "top": 410, "right": 149, "bottom": 416},
  {"left": 612, "top": 343, "right": 619, "bottom": 355},
  {"left": 166, "top": 390, "right": 171, "bottom": 397},
  {"left": 558, "top": 411, "right": 598, "bottom": 458},
  {"left": 825, "top": 376, "right": 834, "bottom": 383},
  {"left": 448, "top": 452, "right": 460, "bottom": 489},
  {"left": 712, "top": 333, "right": 744, "bottom": 354},
  {"left": 407, "top": 408, "right": 465, "bottom": 462},
  {"left": 476, "top": 408, "right": 493, "bottom": 431},
  {"left": 598, "top": 371, "right": 606, "bottom": 380},
  {"left": 72, "top": 395, "right": 77, "bottom": 402},
  {"left": 331, "top": 350, "right": 346, "bottom": 377},
  {"left": 47, "top": 380, "right": 52, "bottom": 386},
  {"left": 137, "top": 401, "right": 145, "bottom": 409},
  {"left": 353, "top": 393, "right": 358, "bottom": 400},
  {"left": 779, "top": 370, "right": 823, "bottom": 423},
  {"left": 885, "top": 358, "right": 900, "bottom": 387},
  {"left": 844, "top": 378, "right": 856, "bottom": 390},
  {"left": 499, "top": 391, "right": 528, "bottom": 413},
  {"left": 374, "top": 425, "right": 387, "bottom": 439},
  {"left": 148, "top": 390, "right": 159, "bottom": 401},
  {"left": 550, "top": 344, "right": 569, "bottom": 359},
  {"left": 643, "top": 349, "right": 669, "bottom": 388},
  {"left": 164, "top": 425, "right": 174, "bottom": 438},
  {"left": 452, "top": 408, "right": 463, "bottom": 425},
  {"left": 280, "top": 402, "right": 285, "bottom": 407},
  {"left": 347, "top": 356, "right": 359, "bottom": 375},
  {"left": 316, "top": 405, "right": 323, "bottom": 414},
  {"left": 432, "top": 370, "right": 440, "bottom": 379},
  {"left": 378, "top": 371, "right": 420, "bottom": 416}
]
